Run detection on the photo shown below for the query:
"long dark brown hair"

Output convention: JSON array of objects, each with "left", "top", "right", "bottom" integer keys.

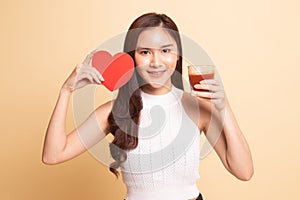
[{"left": 107, "top": 12, "right": 184, "bottom": 178}]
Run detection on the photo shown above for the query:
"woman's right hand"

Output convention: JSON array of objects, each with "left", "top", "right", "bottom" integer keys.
[{"left": 61, "top": 50, "right": 104, "bottom": 92}]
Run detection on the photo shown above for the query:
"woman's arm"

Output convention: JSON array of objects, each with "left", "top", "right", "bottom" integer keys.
[
  {"left": 42, "top": 50, "right": 108, "bottom": 164},
  {"left": 42, "top": 89, "right": 112, "bottom": 164},
  {"left": 194, "top": 80, "right": 254, "bottom": 181},
  {"left": 205, "top": 97, "right": 254, "bottom": 181},
  {"left": 42, "top": 88, "right": 71, "bottom": 164}
]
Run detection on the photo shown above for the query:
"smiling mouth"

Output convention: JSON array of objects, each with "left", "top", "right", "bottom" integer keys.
[{"left": 147, "top": 70, "right": 167, "bottom": 77}]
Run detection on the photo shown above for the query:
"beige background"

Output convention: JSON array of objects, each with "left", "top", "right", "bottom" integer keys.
[{"left": 1, "top": 0, "right": 299, "bottom": 199}]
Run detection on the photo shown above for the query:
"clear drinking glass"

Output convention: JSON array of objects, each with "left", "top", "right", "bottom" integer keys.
[{"left": 188, "top": 65, "right": 215, "bottom": 91}]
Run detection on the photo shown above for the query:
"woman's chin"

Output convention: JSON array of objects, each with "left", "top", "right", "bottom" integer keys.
[
  {"left": 149, "top": 82, "right": 165, "bottom": 88},
  {"left": 140, "top": 81, "right": 172, "bottom": 94},
  {"left": 142, "top": 80, "right": 166, "bottom": 88}
]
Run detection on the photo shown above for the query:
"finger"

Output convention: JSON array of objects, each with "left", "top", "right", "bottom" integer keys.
[
  {"left": 84, "top": 74, "right": 94, "bottom": 83},
  {"left": 83, "top": 49, "right": 98, "bottom": 65},
  {"left": 194, "top": 84, "right": 219, "bottom": 92},
  {"left": 192, "top": 91, "right": 212, "bottom": 99},
  {"left": 76, "top": 73, "right": 92, "bottom": 83},
  {"left": 91, "top": 67, "right": 105, "bottom": 81},
  {"left": 81, "top": 66, "right": 104, "bottom": 83},
  {"left": 193, "top": 90, "right": 224, "bottom": 99},
  {"left": 200, "top": 79, "right": 220, "bottom": 85},
  {"left": 89, "top": 70, "right": 102, "bottom": 84},
  {"left": 80, "top": 71, "right": 101, "bottom": 84}
]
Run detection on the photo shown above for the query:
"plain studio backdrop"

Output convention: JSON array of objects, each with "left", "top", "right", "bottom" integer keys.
[{"left": 0, "top": 0, "right": 299, "bottom": 199}]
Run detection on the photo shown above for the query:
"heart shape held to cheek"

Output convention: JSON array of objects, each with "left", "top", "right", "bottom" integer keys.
[{"left": 91, "top": 50, "right": 134, "bottom": 91}]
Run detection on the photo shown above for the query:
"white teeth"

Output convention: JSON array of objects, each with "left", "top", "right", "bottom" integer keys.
[
  {"left": 147, "top": 70, "right": 166, "bottom": 77},
  {"left": 148, "top": 71, "right": 164, "bottom": 74}
]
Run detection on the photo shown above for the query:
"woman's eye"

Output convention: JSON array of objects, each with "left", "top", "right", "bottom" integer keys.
[
  {"left": 162, "top": 49, "right": 171, "bottom": 53},
  {"left": 140, "top": 50, "right": 150, "bottom": 55}
]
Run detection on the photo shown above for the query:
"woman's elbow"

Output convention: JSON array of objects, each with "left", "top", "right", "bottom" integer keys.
[
  {"left": 42, "top": 153, "right": 59, "bottom": 165},
  {"left": 42, "top": 157, "right": 55, "bottom": 165},
  {"left": 236, "top": 167, "right": 254, "bottom": 181}
]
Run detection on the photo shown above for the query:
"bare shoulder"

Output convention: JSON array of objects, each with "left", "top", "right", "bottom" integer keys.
[{"left": 181, "top": 92, "right": 213, "bottom": 131}]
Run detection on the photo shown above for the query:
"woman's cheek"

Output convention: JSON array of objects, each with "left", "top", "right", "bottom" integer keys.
[
  {"left": 135, "top": 55, "right": 150, "bottom": 67},
  {"left": 164, "top": 55, "right": 177, "bottom": 68}
]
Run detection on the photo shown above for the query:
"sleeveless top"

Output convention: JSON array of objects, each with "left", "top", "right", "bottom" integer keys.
[{"left": 120, "top": 86, "right": 201, "bottom": 200}]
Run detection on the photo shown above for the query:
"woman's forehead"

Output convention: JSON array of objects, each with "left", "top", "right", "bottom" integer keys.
[{"left": 136, "top": 27, "right": 177, "bottom": 49}]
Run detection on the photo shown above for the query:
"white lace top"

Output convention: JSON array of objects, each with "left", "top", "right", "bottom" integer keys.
[{"left": 120, "top": 86, "right": 201, "bottom": 200}]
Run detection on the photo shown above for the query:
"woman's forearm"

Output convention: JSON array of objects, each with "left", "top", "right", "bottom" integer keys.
[
  {"left": 222, "top": 99, "right": 254, "bottom": 180},
  {"left": 42, "top": 88, "right": 72, "bottom": 164}
]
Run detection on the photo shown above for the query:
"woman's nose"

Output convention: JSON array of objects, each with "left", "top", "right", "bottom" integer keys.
[{"left": 149, "top": 51, "right": 162, "bottom": 68}]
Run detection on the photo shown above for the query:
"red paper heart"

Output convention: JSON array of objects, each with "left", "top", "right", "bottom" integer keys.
[{"left": 91, "top": 50, "right": 134, "bottom": 91}]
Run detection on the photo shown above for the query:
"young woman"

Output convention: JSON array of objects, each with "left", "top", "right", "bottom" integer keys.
[{"left": 42, "top": 13, "right": 254, "bottom": 200}]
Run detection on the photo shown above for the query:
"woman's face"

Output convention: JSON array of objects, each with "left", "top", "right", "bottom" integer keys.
[{"left": 134, "top": 27, "right": 179, "bottom": 92}]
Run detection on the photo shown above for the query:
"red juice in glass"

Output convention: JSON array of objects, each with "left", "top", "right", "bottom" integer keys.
[{"left": 188, "top": 65, "right": 215, "bottom": 91}]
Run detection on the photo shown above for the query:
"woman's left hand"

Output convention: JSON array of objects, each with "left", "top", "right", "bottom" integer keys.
[{"left": 192, "top": 79, "right": 226, "bottom": 111}]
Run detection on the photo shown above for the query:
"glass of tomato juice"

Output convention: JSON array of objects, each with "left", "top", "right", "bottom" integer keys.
[{"left": 188, "top": 65, "right": 215, "bottom": 91}]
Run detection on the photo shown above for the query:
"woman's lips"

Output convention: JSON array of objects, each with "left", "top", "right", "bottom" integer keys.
[{"left": 147, "top": 70, "right": 167, "bottom": 77}]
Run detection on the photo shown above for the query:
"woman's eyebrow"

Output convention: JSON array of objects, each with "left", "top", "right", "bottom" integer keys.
[
  {"left": 136, "top": 44, "right": 174, "bottom": 50},
  {"left": 136, "top": 47, "right": 151, "bottom": 50},
  {"left": 160, "top": 44, "right": 174, "bottom": 48}
]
